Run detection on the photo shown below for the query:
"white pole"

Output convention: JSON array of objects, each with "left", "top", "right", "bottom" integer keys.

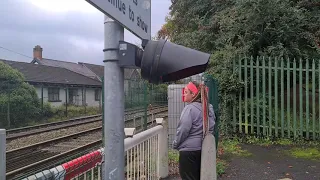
[{"left": 157, "top": 118, "right": 168, "bottom": 178}]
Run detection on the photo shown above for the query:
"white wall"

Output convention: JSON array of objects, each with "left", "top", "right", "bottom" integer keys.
[
  {"left": 85, "top": 88, "right": 102, "bottom": 107},
  {"left": 34, "top": 85, "right": 102, "bottom": 108},
  {"left": 35, "top": 86, "right": 66, "bottom": 107}
]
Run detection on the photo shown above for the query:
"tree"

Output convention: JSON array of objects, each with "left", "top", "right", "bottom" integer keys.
[
  {"left": 158, "top": 0, "right": 320, "bottom": 134},
  {"left": 159, "top": 0, "right": 320, "bottom": 59},
  {"left": 0, "top": 62, "right": 41, "bottom": 128}
]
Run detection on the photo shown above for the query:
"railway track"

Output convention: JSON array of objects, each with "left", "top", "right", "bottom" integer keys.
[
  {"left": 6, "top": 105, "right": 165, "bottom": 141},
  {"left": 6, "top": 106, "right": 167, "bottom": 151},
  {"left": 6, "top": 127, "right": 102, "bottom": 179},
  {"left": 6, "top": 107, "right": 168, "bottom": 179}
]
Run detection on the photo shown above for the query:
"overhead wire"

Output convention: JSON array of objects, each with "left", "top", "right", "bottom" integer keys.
[{"left": 0, "top": 46, "right": 33, "bottom": 59}]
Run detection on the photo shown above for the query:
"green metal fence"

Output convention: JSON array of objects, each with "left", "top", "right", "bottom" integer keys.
[
  {"left": 124, "top": 79, "right": 168, "bottom": 109},
  {"left": 204, "top": 75, "right": 220, "bottom": 148},
  {"left": 125, "top": 78, "right": 146, "bottom": 109},
  {"left": 123, "top": 77, "right": 168, "bottom": 130},
  {"left": 233, "top": 56, "right": 320, "bottom": 140}
]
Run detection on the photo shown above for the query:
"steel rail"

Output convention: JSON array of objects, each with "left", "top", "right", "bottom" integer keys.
[
  {"left": 7, "top": 105, "right": 166, "bottom": 141},
  {"left": 7, "top": 107, "right": 168, "bottom": 157},
  {"left": 6, "top": 127, "right": 102, "bottom": 158},
  {"left": 6, "top": 105, "right": 163, "bottom": 134},
  {"left": 6, "top": 114, "right": 102, "bottom": 134},
  {"left": 6, "top": 117, "right": 102, "bottom": 141}
]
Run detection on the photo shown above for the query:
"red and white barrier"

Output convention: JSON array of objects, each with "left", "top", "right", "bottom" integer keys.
[
  {"left": 62, "top": 148, "right": 103, "bottom": 180},
  {"left": 23, "top": 148, "right": 104, "bottom": 180}
]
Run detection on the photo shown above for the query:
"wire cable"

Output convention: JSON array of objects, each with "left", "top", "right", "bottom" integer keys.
[{"left": 0, "top": 46, "right": 33, "bottom": 59}]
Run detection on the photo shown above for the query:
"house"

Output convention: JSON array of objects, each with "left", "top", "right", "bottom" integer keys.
[
  {"left": 0, "top": 45, "right": 144, "bottom": 108},
  {"left": 78, "top": 62, "right": 142, "bottom": 95},
  {"left": 31, "top": 45, "right": 142, "bottom": 96},
  {"left": 1, "top": 59, "right": 103, "bottom": 107}
]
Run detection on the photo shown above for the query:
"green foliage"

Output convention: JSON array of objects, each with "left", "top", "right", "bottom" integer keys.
[
  {"left": 220, "top": 138, "right": 252, "bottom": 157},
  {"left": 148, "top": 83, "right": 168, "bottom": 104},
  {"left": 240, "top": 94, "right": 320, "bottom": 138},
  {"left": 207, "top": 47, "right": 244, "bottom": 136},
  {"left": 233, "top": 133, "right": 320, "bottom": 147},
  {"left": 245, "top": 136, "right": 274, "bottom": 146},
  {"left": 0, "top": 62, "right": 42, "bottom": 128},
  {"left": 8, "top": 83, "right": 41, "bottom": 124},
  {"left": 217, "top": 0, "right": 320, "bottom": 59},
  {"left": 287, "top": 147, "right": 320, "bottom": 160},
  {"left": 168, "top": 149, "right": 179, "bottom": 162},
  {"left": 163, "top": 0, "right": 221, "bottom": 52},
  {"left": 0, "top": 62, "right": 103, "bottom": 128},
  {"left": 165, "top": 0, "right": 320, "bottom": 58},
  {"left": 244, "top": 135, "right": 295, "bottom": 146},
  {"left": 0, "top": 62, "right": 24, "bottom": 93},
  {"left": 159, "top": 0, "right": 320, "bottom": 137},
  {"left": 41, "top": 105, "right": 101, "bottom": 123},
  {"left": 124, "top": 78, "right": 168, "bottom": 109},
  {"left": 26, "top": 104, "right": 101, "bottom": 126},
  {"left": 216, "top": 159, "right": 227, "bottom": 176}
]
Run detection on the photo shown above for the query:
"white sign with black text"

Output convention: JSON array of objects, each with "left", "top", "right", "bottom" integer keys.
[{"left": 86, "top": 0, "right": 151, "bottom": 40}]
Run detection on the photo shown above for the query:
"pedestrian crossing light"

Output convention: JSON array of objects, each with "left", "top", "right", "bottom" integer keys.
[{"left": 119, "top": 39, "right": 211, "bottom": 84}]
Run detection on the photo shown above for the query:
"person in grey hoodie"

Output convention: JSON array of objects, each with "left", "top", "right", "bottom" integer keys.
[{"left": 173, "top": 81, "right": 216, "bottom": 180}]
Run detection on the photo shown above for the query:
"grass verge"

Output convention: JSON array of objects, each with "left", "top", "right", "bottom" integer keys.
[{"left": 287, "top": 147, "right": 320, "bottom": 161}]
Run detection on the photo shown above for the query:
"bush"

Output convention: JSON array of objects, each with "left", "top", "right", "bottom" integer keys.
[
  {"left": 43, "top": 105, "right": 101, "bottom": 123},
  {"left": 0, "top": 67, "right": 42, "bottom": 128}
]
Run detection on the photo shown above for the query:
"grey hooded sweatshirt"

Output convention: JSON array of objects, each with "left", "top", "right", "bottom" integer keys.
[{"left": 172, "top": 102, "right": 216, "bottom": 151}]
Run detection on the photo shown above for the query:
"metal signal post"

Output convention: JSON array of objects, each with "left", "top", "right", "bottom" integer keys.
[{"left": 103, "top": 15, "right": 125, "bottom": 179}]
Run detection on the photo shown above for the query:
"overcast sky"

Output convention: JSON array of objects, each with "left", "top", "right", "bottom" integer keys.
[{"left": 0, "top": 0, "right": 171, "bottom": 65}]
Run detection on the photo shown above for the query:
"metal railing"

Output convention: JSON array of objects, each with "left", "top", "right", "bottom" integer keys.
[
  {"left": 19, "top": 118, "right": 168, "bottom": 180},
  {"left": 124, "top": 118, "right": 168, "bottom": 180},
  {"left": 234, "top": 56, "right": 320, "bottom": 140}
]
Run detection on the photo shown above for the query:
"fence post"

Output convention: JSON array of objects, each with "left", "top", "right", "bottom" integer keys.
[
  {"left": 143, "top": 82, "right": 148, "bottom": 130},
  {"left": 0, "top": 129, "right": 6, "bottom": 180},
  {"left": 204, "top": 75, "right": 220, "bottom": 149},
  {"left": 156, "top": 118, "right": 168, "bottom": 178}
]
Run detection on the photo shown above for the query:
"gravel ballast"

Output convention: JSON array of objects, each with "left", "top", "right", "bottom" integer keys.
[{"left": 6, "top": 121, "right": 102, "bottom": 151}]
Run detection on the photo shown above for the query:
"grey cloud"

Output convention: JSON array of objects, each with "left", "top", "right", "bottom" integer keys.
[{"left": 0, "top": 0, "right": 171, "bottom": 65}]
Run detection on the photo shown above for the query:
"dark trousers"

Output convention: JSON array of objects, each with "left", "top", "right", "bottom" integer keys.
[{"left": 179, "top": 150, "right": 201, "bottom": 180}]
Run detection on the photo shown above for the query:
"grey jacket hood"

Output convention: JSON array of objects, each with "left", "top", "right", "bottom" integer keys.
[{"left": 172, "top": 102, "right": 216, "bottom": 151}]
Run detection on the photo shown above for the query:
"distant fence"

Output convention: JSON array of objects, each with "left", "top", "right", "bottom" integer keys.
[
  {"left": 233, "top": 56, "right": 320, "bottom": 140},
  {"left": 124, "top": 78, "right": 168, "bottom": 109}
]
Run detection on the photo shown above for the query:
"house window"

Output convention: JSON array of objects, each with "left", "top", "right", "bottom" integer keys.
[
  {"left": 48, "top": 88, "right": 60, "bottom": 101},
  {"left": 95, "top": 89, "right": 101, "bottom": 101}
]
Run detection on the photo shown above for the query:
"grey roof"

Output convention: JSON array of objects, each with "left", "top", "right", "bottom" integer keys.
[
  {"left": 32, "top": 58, "right": 99, "bottom": 81},
  {"left": 32, "top": 58, "right": 141, "bottom": 80},
  {"left": 79, "top": 62, "right": 104, "bottom": 79},
  {"left": 79, "top": 62, "right": 141, "bottom": 80},
  {"left": 1, "top": 59, "right": 102, "bottom": 87}
]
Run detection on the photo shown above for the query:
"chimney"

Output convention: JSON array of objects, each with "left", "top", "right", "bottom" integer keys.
[{"left": 33, "top": 45, "right": 43, "bottom": 60}]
